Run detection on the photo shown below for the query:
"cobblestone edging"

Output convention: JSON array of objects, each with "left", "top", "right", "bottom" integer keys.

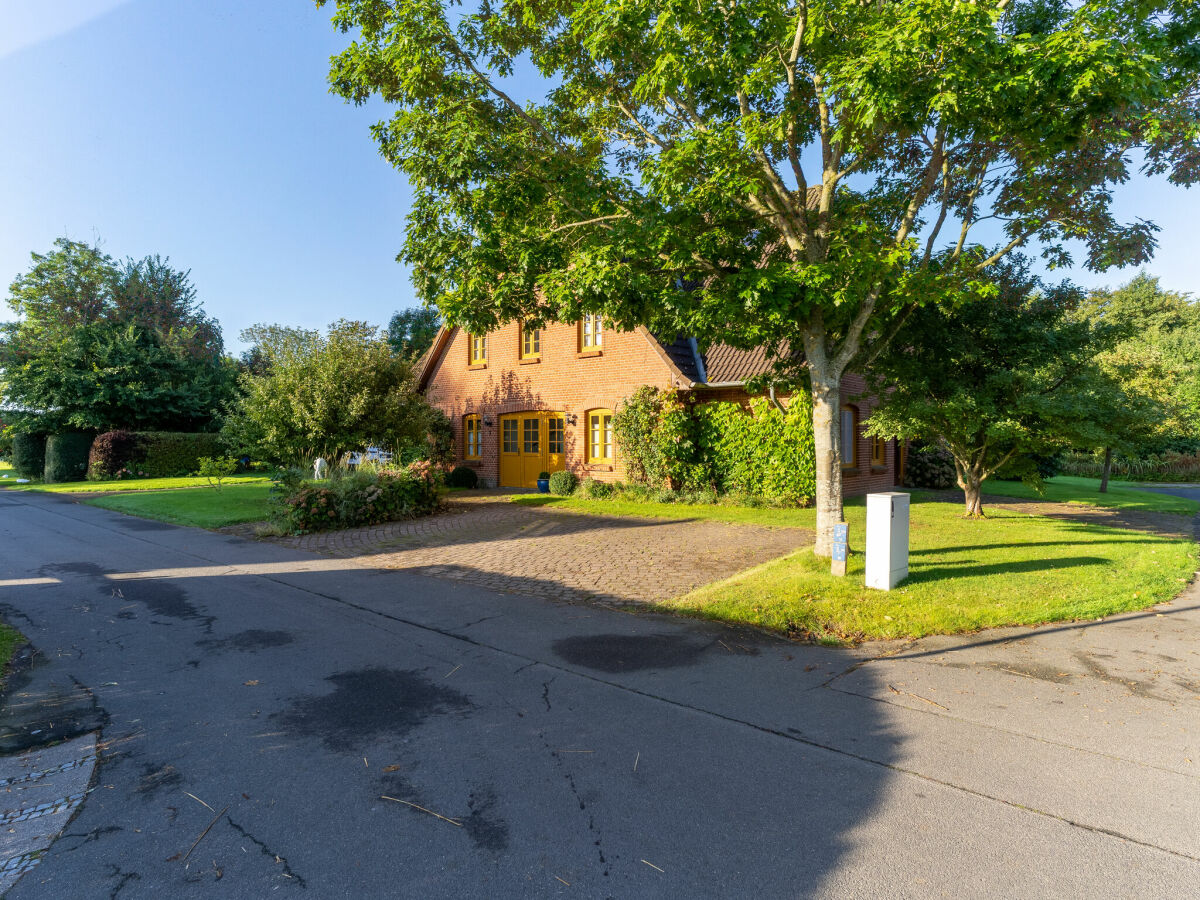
[{"left": 0, "top": 732, "right": 99, "bottom": 895}]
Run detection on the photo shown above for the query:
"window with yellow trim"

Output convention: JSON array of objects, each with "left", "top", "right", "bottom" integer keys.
[
  {"left": 870, "top": 434, "right": 886, "bottom": 467},
  {"left": 548, "top": 417, "right": 564, "bottom": 454},
  {"left": 463, "top": 415, "right": 481, "bottom": 459},
  {"left": 840, "top": 406, "right": 858, "bottom": 468},
  {"left": 587, "top": 409, "right": 614, "bottom": 463},
  {"left": 468, "top": 333, "right": 488, "bottom": 365},
  {"left": 579, "top": 315, "right": 603, "bottom": 351},
  {"left": 520, "top": 325, "right": 541, "bottom": 360}
]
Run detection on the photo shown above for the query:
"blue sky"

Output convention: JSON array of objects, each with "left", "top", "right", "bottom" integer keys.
[{"left": 2, "top": 1, "right": 1197, "bottom": 356}]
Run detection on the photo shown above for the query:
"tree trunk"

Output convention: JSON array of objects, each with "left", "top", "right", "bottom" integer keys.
[
  {"left": 810, "top": 369, "right": 844, "bottom": 557},
  {"left": 1099, "top": 446, "right": 1112, "bottom": 493},
  {"left": 959, "top": 468, "right": 985, "bottom": 517}
]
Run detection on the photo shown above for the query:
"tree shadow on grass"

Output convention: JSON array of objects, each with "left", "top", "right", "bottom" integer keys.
[{"left": 908, "top": 555, "right": 1107, "bottom": 584}]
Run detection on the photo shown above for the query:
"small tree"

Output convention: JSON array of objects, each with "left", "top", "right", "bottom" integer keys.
[
  {"left": 223, "top": 319, "right": 437, "bottom": 464},
  {"left": 867, "top": 261, "right": 1117, "bottom": 517}
]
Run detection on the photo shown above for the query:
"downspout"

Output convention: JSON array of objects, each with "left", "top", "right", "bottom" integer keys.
[{"left": 769, "top": 383, "right": 785, "bottom": 412}]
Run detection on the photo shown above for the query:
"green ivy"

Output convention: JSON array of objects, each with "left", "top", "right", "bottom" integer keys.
[{"left": 613, "top": 387, "right": 815, "bottom": 503}]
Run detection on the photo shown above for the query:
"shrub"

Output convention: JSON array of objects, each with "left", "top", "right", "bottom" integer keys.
[
  {"left": 537, "top": 470, "right": 551, "bottom": 481},
  {"left": 270, "top": 461, "right": 441, "bottom": 534},
  {"left": 11, "top": 433, "right": 48, "bottom": 479},
  {"left": 87, "top": 430, "right": 143, "bottom": 480},
  {"left": 138, "top": 433, "right": 223, "bottom": 477},
  {"left": 44, "top": 432, "right": 95, "bottom": 483},
  {"left": 904, "top": 444, "right": 956, "bottom": 489},
  {"left": 445, "top": 465, "right": 479, "bottom": 489},
  {"left": 548, "top": 470, "right": 577, "bottom": 495},
  {"left": 578, "top": 477, "right": 616, "bottom": 499}
]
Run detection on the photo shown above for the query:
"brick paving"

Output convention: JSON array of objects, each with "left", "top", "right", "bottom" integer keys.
[{"left": 268, "top": 494, "right": 813, "bottom": 605}]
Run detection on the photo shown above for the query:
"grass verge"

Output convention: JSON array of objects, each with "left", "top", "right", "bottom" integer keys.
[
  {"left": 659, "top": 499, "right": 1197, "bottom": 643},
  {"left": 0, "top": 624, "right": 23, "bottom": 680},
  {"left": 84, "top": 482, "right": 274, "bottom": 528},
  {"left": 984, "top": 475, "right": 1198, "bottom": 516},
  {"left": 1, "top": 474, "right": 272, "bottom": 494}
]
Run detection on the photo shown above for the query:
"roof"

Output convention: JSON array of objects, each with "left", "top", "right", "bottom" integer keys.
[{"left": 651, "top": 334, "right": 791, "bottom": 387}]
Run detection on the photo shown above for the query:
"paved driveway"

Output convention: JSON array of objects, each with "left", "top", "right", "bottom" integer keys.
[
  {"left": 270, "top": 494, "right": 812, "bottom": 605},
  {"left": 0, "top": 490, "right": 1197, "bottom": 898}
]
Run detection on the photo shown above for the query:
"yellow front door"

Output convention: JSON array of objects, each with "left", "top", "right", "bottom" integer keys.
[{"left": 498, "top": 412, "right": 566, "bottom": 488}]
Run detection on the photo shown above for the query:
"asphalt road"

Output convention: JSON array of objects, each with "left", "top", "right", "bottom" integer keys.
[{"left": 0, "top": 489, "right": 1197, "bottom": 898}]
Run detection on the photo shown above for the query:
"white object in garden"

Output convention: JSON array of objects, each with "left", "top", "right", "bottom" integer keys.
[
  {"left": 865, "top": 492, "right": 910, "bottom": 590},
  {"left": 313, "top": 457, "right": 329, "bottom": 480}
]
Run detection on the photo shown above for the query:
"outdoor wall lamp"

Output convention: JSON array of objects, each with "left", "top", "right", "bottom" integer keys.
[
  {"left": 564, "top": 413, "right": 578, "bottom": 426},
  {"left": 483, "top": 415, "right": 495, "bottom": 427}
]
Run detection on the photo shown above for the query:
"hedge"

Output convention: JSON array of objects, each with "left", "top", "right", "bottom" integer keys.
[
  {"left": 11, "top": 433, "right": 48, "bottom": 480},
  {"left": 85, "top": 431, "right": 223, "bottom": 480},
  {"left": 44, "top": 433, "right": 95, "bottom": 483},
  {"left": 612, "top": 387, "right": 816, "bottom": 504}
]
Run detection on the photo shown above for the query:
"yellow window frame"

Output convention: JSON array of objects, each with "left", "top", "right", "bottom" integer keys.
[
  {"left": 579, "top": 315, "right": 603, "bottom": 351},
  {"left": 463, "top": 415, "right": 481, "bottom": 459},
  {"left": 870, "top": 434, "right": 886, "bottom": 467},
  {"left": 587, "top": 409, "right": 614, "bottom": 463},
  {"left": 520, "top": 325, "right": 541, "bottom": 360},
  {"left": 468, "top": 333, "right": 488, "bottom": 365}
]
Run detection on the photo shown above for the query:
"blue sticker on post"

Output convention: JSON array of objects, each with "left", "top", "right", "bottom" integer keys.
[
  {"left": 832, "top": 544, "right": 847, "bottom": 562},
  {"left": 833, "top": 523, "right": 848, "bottom": 542}
]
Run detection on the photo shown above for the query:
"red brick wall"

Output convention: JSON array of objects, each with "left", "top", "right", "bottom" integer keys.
[
  {"left": 423, "top": 323, "right": 684, "bottom": 486},
  {"left": 423, "top": 325, "right": 901, "bottom": 495}
]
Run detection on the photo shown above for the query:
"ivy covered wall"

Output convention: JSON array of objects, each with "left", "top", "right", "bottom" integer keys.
[{"left": 612, "top": 386, "right": 816, "bottom": 504}]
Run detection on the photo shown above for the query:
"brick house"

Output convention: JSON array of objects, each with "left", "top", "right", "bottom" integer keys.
[{"left": 418, "top": 318, "right": 904, "bottom": 494}]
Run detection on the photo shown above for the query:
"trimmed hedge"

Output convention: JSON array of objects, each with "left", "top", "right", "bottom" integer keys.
[
  {"left": 612, "top": 386, "right": 816, "bottom": 504},
  {"left": 85, "top": 431, "right": 223, "bottom": 480},
  {"left": 139, "top": 432, "right": 223, "bottom": 477},
  {"left": 44, "top": 433, "right": 95, "bottom": 483},
  {"left": 11, "top": 433, "right": 48, "bottom": 479},
  {"left": 904, "top": 444, "right": 956, "bottom": 489}
]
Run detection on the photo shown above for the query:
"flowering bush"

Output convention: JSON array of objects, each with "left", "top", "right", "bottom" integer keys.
[{"left": 270, "top": 460, "right": 442, "bottom": 534}]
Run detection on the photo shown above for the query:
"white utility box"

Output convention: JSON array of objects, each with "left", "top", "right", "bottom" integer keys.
[{"left": 865, "top": 492, "right": 910, "bottom": 590}]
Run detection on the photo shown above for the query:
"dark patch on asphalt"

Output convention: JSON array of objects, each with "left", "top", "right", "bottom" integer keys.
[
  {"left": 552, "top": 633, "right": 710, "bottom": 673},
  {"left": 464, "top": 787, "right": 509, "bottom": 853},
  {"left": 136, "top": 762, "right": 182, "bottom": 797},
  {"left": 275, "top": 667, "right": 473, "bottom": 751},
  {"left": 110, "top": 517, "right": 177, "bottom": 531},
  {"left": 60, "top": 825, "right": 123, "bottom": 851},
  {"left": 115, "top": 609, "right": 136, "bottom": 620},
  {"left": 198, "top": 629, "right": 295, "bottom": 654}
]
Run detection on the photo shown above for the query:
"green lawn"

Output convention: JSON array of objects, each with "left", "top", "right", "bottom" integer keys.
[
  {"left": 985, "top": 475, "right": 1198, "bottom": 516},
  {"left": 84, "top": 482, "right": 274, "bottom": 528},
  {"left": 0, "top": 624, "right": 23, "bottom": 678},
  {"left": 1, "top": 474, "right": 272, "bottom": 494},
  {"left": 660, "top": 499, "right": 1197, "bottom": 643}
]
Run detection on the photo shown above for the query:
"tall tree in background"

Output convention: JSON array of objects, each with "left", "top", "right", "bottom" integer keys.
[
  {"left": 866, "top": 260, "right": 1118, "bottom": 517},
  {"left": 1079, "top": 274, "right": 1200, "bottom": 487},
  {"left": 322, "top": 0, "right": 1200, "bottom": 554},
  {"left": 387, "top": 307, "right": 441, "bottom": 358},
  {"left": 1, "top": 239, "right": 235, "bottom": 432}
]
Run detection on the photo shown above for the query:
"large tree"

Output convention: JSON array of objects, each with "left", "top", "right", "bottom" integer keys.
[
  {"left": 222, "top": 319, "right": 436, "bottom": 464},
  {"left": 866, "top": 260, "right": 1119, "bottom": 516},
  {"left": 2, "top": 239, "right": 235, "bottom": 432},
  {"left": 321, "top": 0, "right": 1200, "bottom": 553}
]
